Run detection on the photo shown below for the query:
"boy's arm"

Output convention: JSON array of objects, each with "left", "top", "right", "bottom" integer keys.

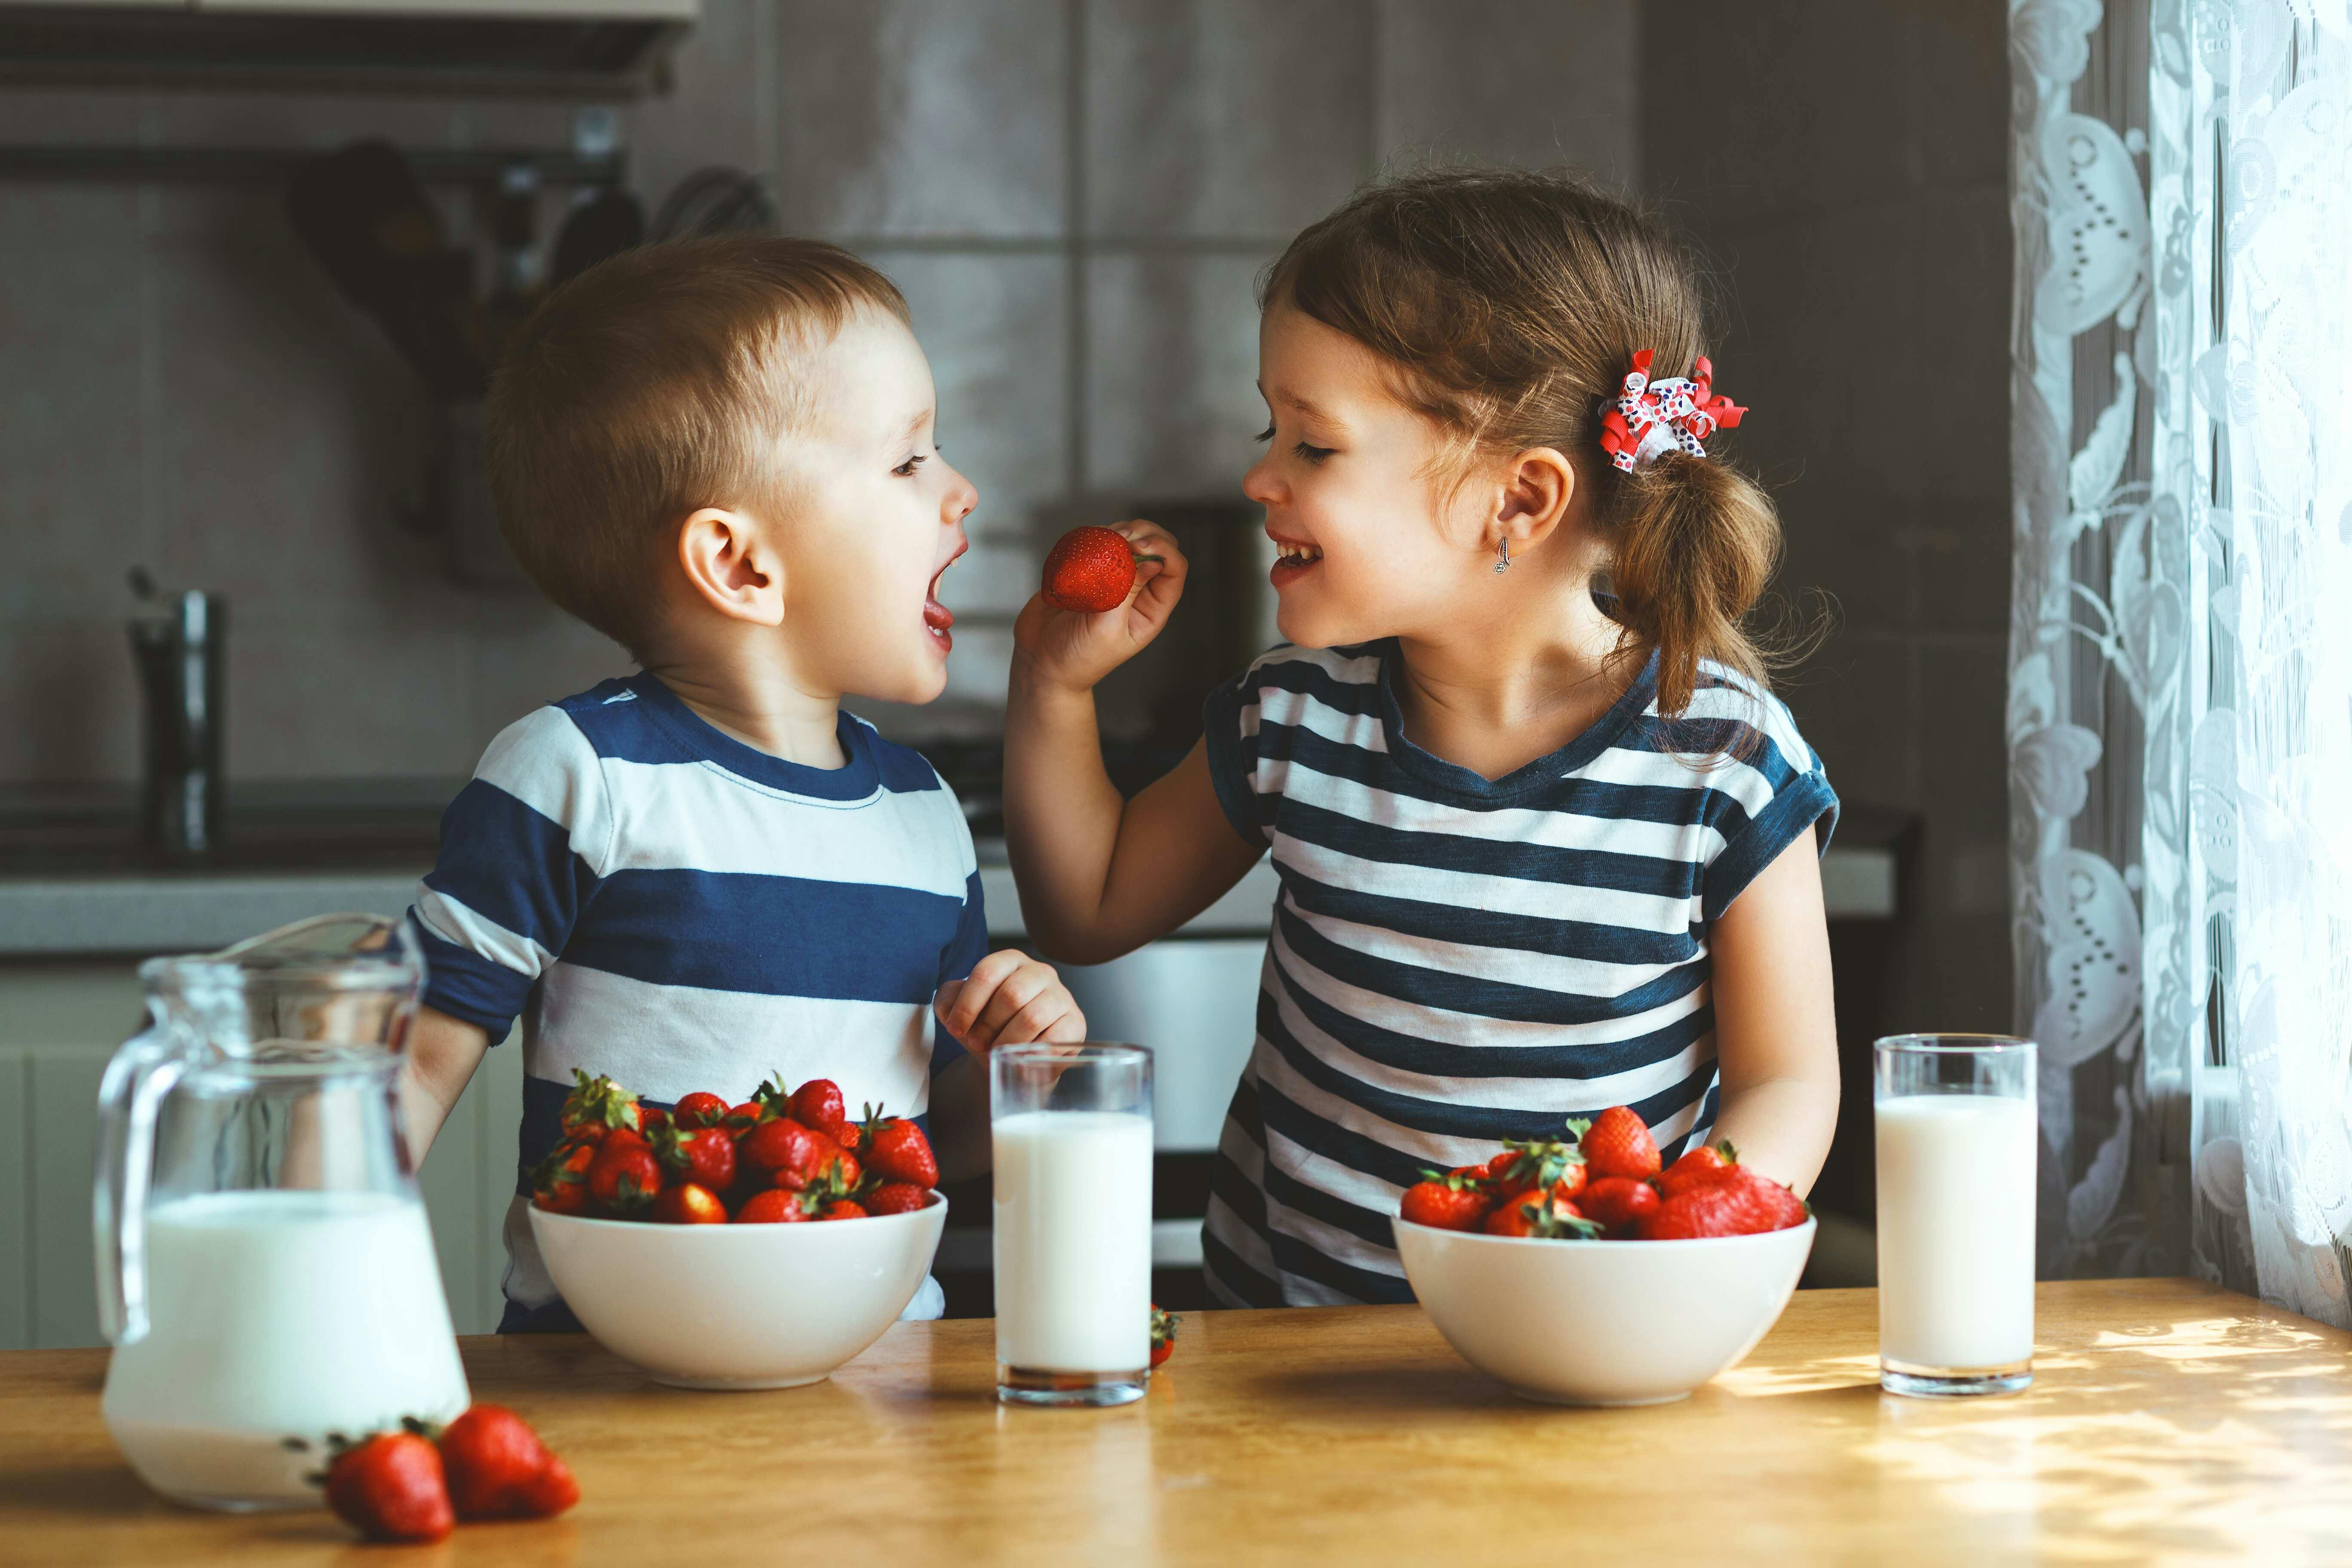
[
  {"left": 1005, "top": 521, "right": 1263, "bottom": 966},
  {"left": 398, "top": 1005, "right": 490, "bottom": 1161},
  {"left": 1703, "top": 831, "right": 1841, "bottom": 1195}
]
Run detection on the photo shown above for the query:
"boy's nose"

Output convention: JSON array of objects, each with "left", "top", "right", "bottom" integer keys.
[{"left": 944, "top": 465, "right": 978, "bottom": 524}]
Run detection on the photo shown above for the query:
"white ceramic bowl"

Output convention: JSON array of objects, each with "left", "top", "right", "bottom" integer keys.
[
  {"left": 530, "top": 1197, "right": 947, "bottom": 1390},
  {"left": 1393, "top": 1216, "right": 1815, "bottom": 1406}
]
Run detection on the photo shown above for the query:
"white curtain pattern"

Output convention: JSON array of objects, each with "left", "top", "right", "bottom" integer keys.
[{"left": 2009, "top": 0, "right": 2352, "bottom": 1321}]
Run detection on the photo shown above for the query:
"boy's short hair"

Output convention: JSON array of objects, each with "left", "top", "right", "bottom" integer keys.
[{"left": 486, "top": 235, "right": 909, "bottom": 656}]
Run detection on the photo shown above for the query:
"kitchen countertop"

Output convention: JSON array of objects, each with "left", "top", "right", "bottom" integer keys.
[{"left": 1, "top": 1277, "right": 2343, "bottom": 1564}]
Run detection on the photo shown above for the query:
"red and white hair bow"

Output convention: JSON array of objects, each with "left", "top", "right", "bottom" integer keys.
[{"left": 1596, "top": 350, "right": 1748, "bottom": 472}]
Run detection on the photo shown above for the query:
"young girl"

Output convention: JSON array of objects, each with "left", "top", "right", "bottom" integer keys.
[{"left": 994, "top": 168, "right": 1840, "bottom": 1308}]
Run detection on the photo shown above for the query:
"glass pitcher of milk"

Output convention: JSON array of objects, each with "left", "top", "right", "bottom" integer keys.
[{"left": 93, "top": 913, "right": 470, "bottom": 1511}]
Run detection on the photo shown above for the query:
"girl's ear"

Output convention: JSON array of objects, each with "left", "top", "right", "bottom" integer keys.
[
  {"left": 1494, "top": 447, "right": 1579, "bottom": 549},
  {"left": 677, "top": 507, "right": 786, "bottom": 626}
]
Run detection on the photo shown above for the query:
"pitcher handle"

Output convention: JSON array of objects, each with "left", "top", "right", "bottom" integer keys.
[{"left": 92, "top": 1026, "right": 186, "bottom": 1346}]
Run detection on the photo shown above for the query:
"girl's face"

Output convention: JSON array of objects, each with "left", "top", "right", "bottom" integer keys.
[{"left": 1243, "top": 306, "right": 1495, "bottom": 649}]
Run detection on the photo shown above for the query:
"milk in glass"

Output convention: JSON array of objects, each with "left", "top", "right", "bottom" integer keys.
[
  {"left": 992, "top": 1111, "right": 1154, "bottom": 1374},
  {"left": 1874, "top": 1094, "right": 2038, "bottom": 1372}
]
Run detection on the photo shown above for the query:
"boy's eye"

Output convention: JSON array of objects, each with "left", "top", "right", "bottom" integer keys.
[
  {"left": 1255, "top": 423, "right": 1274, "bottom": 443},
  {"left": 893, "top": 453, "right": 929, "bottom": 477},
  {"left": 1293, "top": 441, "right": 1334, "bottom": 464}
]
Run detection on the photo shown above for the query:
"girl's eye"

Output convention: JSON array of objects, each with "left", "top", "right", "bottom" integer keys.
[
  {"left": 1255, "top": 424, "right": 1275, "bottom": 443},
  {"left": 1293, "top": 441, "right": 1334, "bottom": 464},
  {"left": 892, "top": 453, "right": 929, "bottom": 477}
]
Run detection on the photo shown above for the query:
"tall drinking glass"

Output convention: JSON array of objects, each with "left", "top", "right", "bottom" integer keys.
[
  {"left": 991, "top": 1043, "right": 1154, "bottom": 1407},
  {"left": 1874, "top": 1034, "right": 2038, "bottom": 1397}
]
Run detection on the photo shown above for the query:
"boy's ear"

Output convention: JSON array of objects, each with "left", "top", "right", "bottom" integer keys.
[
  {"left": 676, "top": 507, "right": 785, "bottom": 627},
  {"left": 1494, "top": 447, "right": 1577, "bottom": 549}
]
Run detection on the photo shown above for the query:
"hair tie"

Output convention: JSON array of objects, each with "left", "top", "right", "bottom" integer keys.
[{"left": 1596, "top": 349, "right": 1748, "bottom": 472}]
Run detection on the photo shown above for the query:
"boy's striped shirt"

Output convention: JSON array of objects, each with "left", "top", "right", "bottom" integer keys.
[
  {"left": 407, "top": 671, "right": 985, "bottom": 1324},
  {"left": 1198, "top": 640, "right": 1836, "bottom": 1308}
]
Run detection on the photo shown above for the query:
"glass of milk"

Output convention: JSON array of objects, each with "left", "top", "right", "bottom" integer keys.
[
  {"left": 1874, "top": 1034, "right": 2038, "bottom": 1397},
  {"left": 990, "top": 1043, "right": 1154, "bottom": 1407}
]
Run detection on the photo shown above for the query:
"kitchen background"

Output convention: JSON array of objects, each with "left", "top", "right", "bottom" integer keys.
[{"left": 0, "top": 0, "right": 2007, "bottom": 1344}]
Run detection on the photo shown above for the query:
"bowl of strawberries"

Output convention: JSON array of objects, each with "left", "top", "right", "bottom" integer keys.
[
  {"left": 525, "top": 1071, "right": 948, "bottom": 1390},
  {"left": 1392, "top": 1107, "right": 1815, "bottom": 1407}
]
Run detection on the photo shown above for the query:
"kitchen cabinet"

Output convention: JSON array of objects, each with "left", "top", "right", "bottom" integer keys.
[{"left": 2, "top": 1278, "right": 2345, "bottom": 1562}]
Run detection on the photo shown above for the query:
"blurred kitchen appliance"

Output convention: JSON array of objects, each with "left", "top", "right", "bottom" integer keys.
[
  {"left": 0, "top": 0, "right": 696, "bottom": 97},
  {"left": 126, "top": 572, "right": 226, "bottom": 864}
]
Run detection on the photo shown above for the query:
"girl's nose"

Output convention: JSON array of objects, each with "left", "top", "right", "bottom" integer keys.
[
  {"left": 944, "top": 464, "right": 978, "bottom": 524},
  {"left": 1241, "top": 450, "right": 1280, "bottom": 505}
]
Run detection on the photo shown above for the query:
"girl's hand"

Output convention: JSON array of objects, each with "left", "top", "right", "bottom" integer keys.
[
  {"left": 1011, "top": 521, "right": 1187, "bottom": 695},
  {"left": 934, "top": 949, "right": 1087, "bottom": 1053}
]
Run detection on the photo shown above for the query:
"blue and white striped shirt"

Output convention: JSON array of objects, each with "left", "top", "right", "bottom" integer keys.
[
  {"left": 408, "top": 672, "right": 986, "bottom": 1323},
  {"left": 1198, "top": 641, "right": 1836, "bottom": 1308}
]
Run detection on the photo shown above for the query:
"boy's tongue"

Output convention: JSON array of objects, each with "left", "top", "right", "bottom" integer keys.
[{"left": 923, "top": 595, "right": 954, "bottom": 632}]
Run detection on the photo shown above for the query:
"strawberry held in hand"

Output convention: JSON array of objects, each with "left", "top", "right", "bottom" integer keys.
[{"left": 1040, "top": 525, "right": 1162, "bottom": 613}]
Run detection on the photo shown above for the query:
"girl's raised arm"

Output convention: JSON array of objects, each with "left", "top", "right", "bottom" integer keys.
[{"left": 1004, "top": 521, "right": 1265, "bottom": 966}]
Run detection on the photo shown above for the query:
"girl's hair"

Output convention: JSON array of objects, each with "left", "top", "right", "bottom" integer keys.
[{"left": 1261, "top": 167, "right": 1782, "bottom": 719}]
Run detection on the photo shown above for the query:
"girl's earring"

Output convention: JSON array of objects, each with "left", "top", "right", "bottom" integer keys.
[{"left": 1494, "top": 537, "right": 1511, "bottom": 574}]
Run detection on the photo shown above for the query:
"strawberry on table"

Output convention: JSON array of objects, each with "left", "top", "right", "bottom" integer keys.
[
  {"left": 322, "top": 1430, "right": 453, "bottom": 1543},
  {"left": 861, "top": 1109, "right": 939, "bottom": 1189},
  {"left": 1579, "top": 1175, "right": 1662, "bottom": 1233},
  {"left": 1040, "top": 525, "right": 1163, "bottom": 613},
  {"left": 1150, "top": 1305, "right": 1179, "bottom": 1368},
  {"left": 1578, "top": 1106, "right": 1662, "bottom": 1180},
  {"left": 1400, "top": 1171, "right": 1494, "bottom": 1232},
  {"left": 436, "top": 1405, "right": 579, "bottom": 1523}
]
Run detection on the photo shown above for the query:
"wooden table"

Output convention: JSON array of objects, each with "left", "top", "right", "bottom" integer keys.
[{"left": 5, "top": 1278, "right": 2351, "bottom": 1565}]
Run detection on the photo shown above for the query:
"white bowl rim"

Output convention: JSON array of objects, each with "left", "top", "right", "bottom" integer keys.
[
  {"left": 530, "top": 1191, "right": 947, "bottom": 1234},
  {"left": 1393, "top": 1213, "right": 1815, "bottom": 1250}
]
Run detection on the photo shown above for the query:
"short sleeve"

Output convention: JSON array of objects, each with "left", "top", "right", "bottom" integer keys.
[
  {"left": 408, "top": 708, "right": 611, "bottom": 1044},
  {"left": 1201, "top": 662, "right": 1276, "bottom": 848},
  {"left": 1700, "top": 717, "right": 1839, "bottom": 923},
  {"left": 930, "top": 868, "right": 989, "bottom": 1073}
]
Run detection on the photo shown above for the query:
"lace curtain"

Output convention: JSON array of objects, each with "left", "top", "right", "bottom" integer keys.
[{"left": 2009, "top": 0, "right": 2352, "bottom": 1321}]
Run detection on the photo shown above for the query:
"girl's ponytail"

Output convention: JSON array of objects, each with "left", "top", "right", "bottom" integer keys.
[{"left": 1605, "top": 452, "right": 1780, "bottom": 717}]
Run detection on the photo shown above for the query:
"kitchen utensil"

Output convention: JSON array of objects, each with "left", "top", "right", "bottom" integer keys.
[
  {"left": 94, "top": 913, "right": 469, "bottom": 1510},
  {"left": 991, "top": 1044, "right": 1154, "bottom": 1407},
  {"left": 528, "top": 1198, "right": 948, "bottom": 1390},
  {"left": 284, "top": 139, "right": 486, "bottom": 398},
  {"left": 126, "top": 570, "right": 225, "bottom": 862},
  {"left": 1874, "top": 1034, "right": 2038, "bottom": 1397},
  {"left": 1393, "top": 1217, "right": 1816, "bottom": 1405}
]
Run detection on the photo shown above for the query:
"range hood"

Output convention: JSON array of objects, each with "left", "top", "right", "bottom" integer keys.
[{"left": 0, "top": 0, "right": 696, "bottom": 97}]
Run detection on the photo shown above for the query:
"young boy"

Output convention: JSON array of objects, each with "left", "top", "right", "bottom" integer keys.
[{"left": 397, "top": 236, "right": 1083, "bottom": 1331}]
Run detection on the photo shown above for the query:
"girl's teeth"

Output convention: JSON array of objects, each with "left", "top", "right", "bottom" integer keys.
[{"left": 1276, "top": 543, "right": 1322, "bottom": 566}]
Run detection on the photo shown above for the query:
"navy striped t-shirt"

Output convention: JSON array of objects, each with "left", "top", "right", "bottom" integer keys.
[
  {"left": 1197, "top": 640, "right": 1836, "bottom": 1308},
  {"left": 407, "top": 672, "right": 986, "bottom": 1325}
]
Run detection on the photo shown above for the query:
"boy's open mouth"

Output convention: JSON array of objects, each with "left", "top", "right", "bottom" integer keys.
[
  {"left": 1269, "top": 533, "right": 1323, "bottom": 586},
  {"left": 924, "top": 544, "right": 965, "bottom": 652}
]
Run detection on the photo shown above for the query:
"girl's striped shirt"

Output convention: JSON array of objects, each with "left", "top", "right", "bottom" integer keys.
[{"left": 1197, "top": 640, "right": 1836, "bottom": 1308}]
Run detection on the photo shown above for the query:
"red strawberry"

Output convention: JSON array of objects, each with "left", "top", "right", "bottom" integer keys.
[
  {"left": 437, "top": 1405, "right": 578, "bottom": 1522},
  {"left": 559, "top": 1069, "right": 640, "bottom": 1139},
  {"left": 655, "top": 1124, "right": 737, "bottom": 1192},
  {"left": 529, "top": 1136, "right": 597, "bottom": 1217},
  {"left": 723, "top": 1099, "right": 764, "bottom": 1138},
  {"left": 673, "top": 1090, "right": 730, "bottom": 1130},
  {"left": 521, "top": 1455, "right": 579, "bottom": 1517},
  {"left": 640, "top": 1106, "right": 671, "bottom": 1138},
  {"left": 866, "top": 1181, "right": 932, "bottom": 1215},
  {"left": 1399, "top": 1171, "right": 1494, "bottom": 1232},
  {"left": 735, "top": 1188, "right": 813, "bottom": 1223},
  {"left": 862, "top": 1111, "right": 939, "bottom": 1188},
  {"left": 818, "top": 1198, "right": 868, "bottom": 1221},
  {"left": 1482, "top": 1188, "right": 1597, "bottom": 1239},
  {"left": 1644, "top": 1170, "right": 1806, "bottom": 1238},
  {"left": 322, "top": 1431, "right": 453, "bottom": 1543},
  {"left": 835, "top": 1121, "right": 862, "bottom": 1152},
  {"left": 741, "top": 1116, "right": 823, "bottom": 1180},
  {"left": 1579, "top": 1174, "right": 1662, "bottom": 1233},
  {"left": 1657, "top": 1141, "right": 1739, "bottom": 1198},
  {"left": 788, "top": 1079, "right": 849, "bottom": 1139},
  {"left": 1578, "top": 1106, "right": 1661, "bottom": 1180},
  {"left": 587, "top": 1139, "right": 662, "bottom": 1213},
  {"left": 1041, "top": 525, "right": 1162, "bottom": 613},
  {"left": 652, "top": 1182, "right": 729, "bottom": 1224},
  {"left": 1149, "top": 1304, "right": 1179, "bottom": 1369},
  {"left": 1486, "top": 1139, "right": 1584, "bottom": 1199}
]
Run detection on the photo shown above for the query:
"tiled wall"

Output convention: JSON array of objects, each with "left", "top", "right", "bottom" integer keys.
[
  {"left": 1638, "top": 0, "right": 2015, "bottom": 1028},
  {"left": 0, "top": 0, "right": 1635, "bottom": 783}
]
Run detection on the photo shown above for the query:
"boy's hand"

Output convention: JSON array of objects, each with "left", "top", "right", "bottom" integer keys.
[
  {"left": 934, "top": 949, "right": 1087, "bottom": 1053},
  {"left": 1011, "top": 520, "right": 1186, "bottom": 695}
]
